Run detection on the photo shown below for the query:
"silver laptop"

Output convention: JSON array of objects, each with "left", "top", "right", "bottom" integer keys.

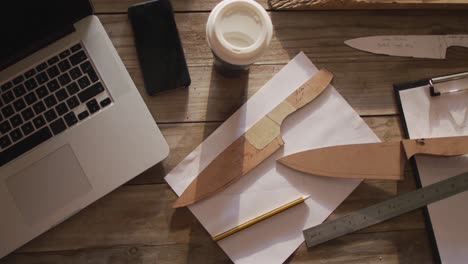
[{"left": 0, "top": 0, "right": 169, "bottom": 258}]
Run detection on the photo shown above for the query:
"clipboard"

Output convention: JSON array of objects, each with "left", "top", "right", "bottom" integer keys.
[{"left": 394, "top": 72, "right": 468, "bottom": 264}]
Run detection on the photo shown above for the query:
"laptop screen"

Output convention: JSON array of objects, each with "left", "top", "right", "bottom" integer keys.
[{"left": 0, "top": 0, "right": 93, "bottom": 70}]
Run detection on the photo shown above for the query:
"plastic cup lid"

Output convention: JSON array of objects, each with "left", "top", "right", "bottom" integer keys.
[{"left": 206, "top": 0, "right": 273, "bottom": 66}]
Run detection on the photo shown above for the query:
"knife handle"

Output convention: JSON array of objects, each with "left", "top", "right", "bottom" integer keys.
[
  {"left": 402, "top": 135, "right": 468, "bottom": 159},
  {"left": 445, "top": 35, "right": 468, "bottom": 48},
  {"left": 247, "top": 69, "right": 333, "bottom": 150},
  {"left": 286, "top": 69, "right": 333, "bottom": 110},
  {"left": 267, "top": 69, "right": 333, "bottom": 126}
]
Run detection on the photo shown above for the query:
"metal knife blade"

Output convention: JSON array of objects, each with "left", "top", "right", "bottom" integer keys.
[
  {"left": 277, "top": 136, "right": 468, "bottom": 180},
  {"left": 173, "top": 69, "right": 334, "bottom": 208},
  {"left": 345, "top": 35, "right": 468, "bottom": 59}
]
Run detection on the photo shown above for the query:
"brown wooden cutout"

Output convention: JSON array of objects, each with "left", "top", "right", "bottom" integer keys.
[
  {"left": 173, "top": 69, "right": 334, "bottom": 208},
  {"left": 278, "top": 135, "right": 468, "bottom": 180},
  {"left": 278, "top": 142, "right": 405, "bottom": 180}
]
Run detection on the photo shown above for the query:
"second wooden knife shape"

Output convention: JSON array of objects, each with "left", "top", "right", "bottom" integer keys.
[
  {"left": 173, "top": 69, "right": 334, "bottom": 208},
  {"left": 277, "top": 136, "right": 468, "bottom": 180}
]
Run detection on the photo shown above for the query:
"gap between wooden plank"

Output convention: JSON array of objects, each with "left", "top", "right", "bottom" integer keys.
[
  {"left": 99, "top": 11, "right": 468, "bottom": 67},
  {"left": 91, "top": 0, "right": 269, "bottom": 13},
  {"left": 153, "top": 114, "right": 401, "bottom": 125},
  {"left": 127, "top": 61, "right": 468, "bottom": 122},
  {"left": 3, "top": 229, "right": 433, "bottom": 264},
  {"left": 97, "top": 11, "right": 468, "bottom": 119},
  {"left": 269, "top": 0, "right": 468, "bottom": 10},
  {"left": 4, "top": 116, "right": 428, "bottom": 256}
]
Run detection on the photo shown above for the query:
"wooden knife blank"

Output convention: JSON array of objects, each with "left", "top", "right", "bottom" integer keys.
[
  {"left": 277, "top": 142, "right": 405, "bottom": 180},
  {"left": 172, "top": 69, "right": 334, "bottom": 208},
  {"left": 277, "top": 135, "right": 468, "bottom": 180}
]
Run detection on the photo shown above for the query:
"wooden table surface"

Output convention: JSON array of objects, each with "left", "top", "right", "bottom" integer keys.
[{"left": 2, "top": 1, "right": 468, "bottom": 263}]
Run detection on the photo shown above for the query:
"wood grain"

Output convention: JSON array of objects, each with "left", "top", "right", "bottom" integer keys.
[
  {"left": 100, "top": 12, "right": 468, "bottom": 67},
  {"left": 5, "top": 170, "right": 427, "bottom": 254},
  {"left": 0, "top": 117, "right": 426, "bottom": 254},
  {"left": 2, "top": 0, "right": 460, "bottom": 261},
  {"left": 0, "top": 230, "right": 432, "bottom": 264},
  {"left": 126, "top": 61, "right": 468, "bottom": 122},
  {"left": 0, "top": 175, "right": 430, "bottom": 263},
  {"left": 127, "top": 122, "right": 221, "bottom": 185},
  {"left": 289, "top": 229, "right": 434, "bottom": 263},
  {"left": 92, "top": 0, "right": 269, "bottom": 13},
  {"left": 99, "top": 12, "right": 468, "bottom": 120},
  {"left": 269, "top": 0, "right": 468, "bottom": 10}
]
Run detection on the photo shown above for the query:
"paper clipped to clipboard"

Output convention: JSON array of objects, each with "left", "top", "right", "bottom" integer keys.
[
  {"left": 164, "top": 52, "right": 380, "bottom": 264},
  {"left": 397, "top": 72, "right": 468, "bottom": 264}
]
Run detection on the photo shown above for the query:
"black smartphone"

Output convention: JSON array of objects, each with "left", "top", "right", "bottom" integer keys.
[{"left": 128, "top": 0, "right": 190, "bottom": 95}]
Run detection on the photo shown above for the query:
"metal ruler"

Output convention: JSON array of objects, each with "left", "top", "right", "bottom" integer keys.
[{"left": 304, "top": 171, "right": 468, "bottom": 248}]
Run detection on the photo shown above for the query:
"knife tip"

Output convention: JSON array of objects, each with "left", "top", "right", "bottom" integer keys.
[
  {"left": 344, "top": 39, "right": 358, "bottom": 48},
  {"left": 277, "top": 159, "right": 287, "bottom": 167},
  {"left": 277, "top": 155, "right": 293, "bottom": 167}
]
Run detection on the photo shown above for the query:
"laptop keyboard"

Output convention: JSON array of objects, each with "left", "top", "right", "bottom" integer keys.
[{"left": 0, "top": 43, "right": 113, "bottom": 166}]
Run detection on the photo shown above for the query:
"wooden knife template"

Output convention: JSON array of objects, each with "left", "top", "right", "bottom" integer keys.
[
  {"left": 173, "top": 69, "right": 334, "bottom": 208},
  {"left": 277, "top": 136, "right": 468, "bottom": 180}
]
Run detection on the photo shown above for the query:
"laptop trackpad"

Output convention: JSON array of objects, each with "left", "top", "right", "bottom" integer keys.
[{"left": 6, "top": 145, "right": 92, "bottom": 225}]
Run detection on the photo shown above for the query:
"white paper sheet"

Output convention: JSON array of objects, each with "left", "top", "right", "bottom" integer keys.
[
  {"left": 165, "top": 52, "right": 379, "bottom": 263},
  {"left": 400, "top": 86, "right": 468, "bottom": 264}
]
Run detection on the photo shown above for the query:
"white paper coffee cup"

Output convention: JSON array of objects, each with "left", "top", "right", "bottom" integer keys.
[{"left": 206, "top": 0, "right": 273, "bottom": 70}]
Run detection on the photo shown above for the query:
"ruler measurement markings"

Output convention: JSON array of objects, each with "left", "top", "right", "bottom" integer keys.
[{"left": 304, "top": 171, "right": 468, "bottom": 248}]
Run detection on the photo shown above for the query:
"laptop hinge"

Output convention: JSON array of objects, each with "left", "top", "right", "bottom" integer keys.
[{"left": 0, "top": 24, "right": 75, "bottom": 71}]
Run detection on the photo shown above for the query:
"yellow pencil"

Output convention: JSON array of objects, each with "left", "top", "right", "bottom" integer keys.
[{"left": 213, "top": 195, "right": 310, "bottom": 241}]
